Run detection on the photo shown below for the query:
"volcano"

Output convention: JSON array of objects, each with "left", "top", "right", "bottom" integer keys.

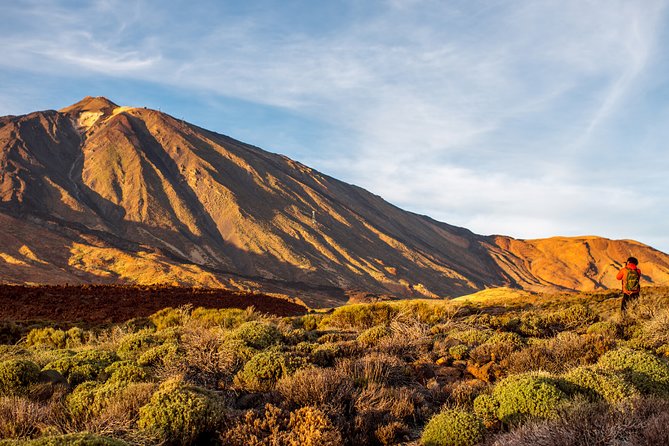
[{"left": 2, "top": 97, "right": 668, "bottom": 306}]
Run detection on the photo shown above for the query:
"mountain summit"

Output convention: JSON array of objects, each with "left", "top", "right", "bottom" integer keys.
[{"left": 1, "top": 98, "right": 669, "bottom": 305}]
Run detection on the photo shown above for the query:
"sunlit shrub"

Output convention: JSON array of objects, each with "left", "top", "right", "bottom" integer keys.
[
  {"left": 322, "top": 303, "right": 398, "bottom": 330},
  {"left": 149, "top": 307, "right": 190, "bottom": 331},
  {"left": 357, "top": 325, "right": 392, "bottom": 347},
  {"left": 447, "top": 328, "right": 492, "bottom": 347},
  {"left": 287, "top": 405, "right": 343, "bottom": 446},
  {"left": 190, "top": 307, "right": 257, "bottom": 329},
  {"left": 562, "top": 365, "right": 639, "bottom": 403},
  {"left": 25, "top": 327, "right": 84, "bottom": 349},
  {"left": 586, "top": 321, "right": 620, "bottom": 338},
  {"left": 234, "top": 349, "right": 298, "bottom": 391},
  {"left": 136, "top": 342, "right": 179, "bottom": 368},
  {"left": 104, "top": 362, "right": 151, "bottom": 385},
  {"left": 138, "top": 378, "right": 224, "bottom": 445},
  {"left": 227, "top": 321, "right": 282, "bottom": 350},
  {"left": 310, "top": 343, "right": 341, "bottom": 367},
  {"left": 492, "top": 372, "right": 567, "bottom": 424},
  {"left": 448, "top": 344, "right": 469, "bottom": 361},
  {"left": 473, "top": 393, "right": 499, "bottom": 427},
  {"left": 597, "top": 347, "right": 669, "bottom": 396},
  {"left": 4, "top": 432, "right": 129, "bottom": 445},
  {"left": 0, "top": 359, "right": 40, "bottom": 395},
  {"left": 43, "top": 350, "right": 118, "bottom": 386},
  {"left": 116, "top": 330, "right": 161, "bottom": 360},
  {"left": 421, "top": 408, "right": 485, "bottom": 446}
]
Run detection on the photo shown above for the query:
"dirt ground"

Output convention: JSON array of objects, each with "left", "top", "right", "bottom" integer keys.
[{"left": 0, "top": 284, "right": 307, "bottom": 324}]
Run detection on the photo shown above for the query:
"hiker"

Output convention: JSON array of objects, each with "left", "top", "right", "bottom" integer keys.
[{"left": 616, "top": 256, "right": 641, "bottom": 313}]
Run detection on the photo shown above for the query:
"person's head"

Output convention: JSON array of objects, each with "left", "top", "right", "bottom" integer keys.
[{"left": 627, "top": 256, "right": 639, "bottom": 265}]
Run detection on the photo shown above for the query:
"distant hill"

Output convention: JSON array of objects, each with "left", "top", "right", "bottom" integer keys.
[{"left": 2, "top": 97, "right": 668, "bottom": 306}]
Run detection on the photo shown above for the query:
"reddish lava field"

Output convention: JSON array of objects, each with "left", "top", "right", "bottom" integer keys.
[{"left": 0, "top": 284, "right": 307, "bottom": 324}]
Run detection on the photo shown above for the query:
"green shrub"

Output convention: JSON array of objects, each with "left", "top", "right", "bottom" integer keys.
[
  {"left": 25, "top": 326, "right": 86, "bottom": 349},
  {"left": 357, "top": 325, "right": 392, "bottom": 347},
  {"left": 66, "top": 380, "right": 155, "bottom": 421},
  {"left": 116, "top": 330, "right": 160, "bottom": 360},
  {"left": 149, "top": 307, "right": 190, "bottom": 330},
  {"left": 234, "top": 349, "right": 293, "bottom": 391},
  {"left": 0, "top": 359, "right": 40, "bottom": 394},
  {"left": 472, "top": 393, "right": 499, "bottom": 427},
  {"left": 44, "top": 350, "right": 118, "bottom": 386},
  {"left": 136, "top": 342, "right": 179, "bottom": 367},
  {"left": 138, "top": 378, "right": 224, "bottom": 444},
  {"left": 310, "top": 343, "right": 341, "bottom": 367},
  {"left": 421, "top": 408, "right": 485, "bottom": 446},
  {"left": 586, "top": 321, "right": 619, "bottom": 338},
  {"left": 104, "top": 362, "right": 151, "bottom": 384},
  {"left": 492, "top": 372, "right": 567, "bottom": 424},
  {"left": 0, "top": 433, "right": 128, "bottom": 445},
  {"left": 597, "top": 347, "right": 669, "bottom": 396},
  {"left": 561, "top": 365, "right": 639, "bottom": 403},
  {"left": 548, "top": 304, "right": 598, "bottom": 330},
  {"left": 448, "top": 344, "right": 469, "bottom": 360},
  {"left": 322, "top": 303, "right": 399, "bottom": 330},
  {"left": 228, "top": 321, "right": 282, "bottom": 349},
  {"left": 447, "top": 329, "right": 492, "bottom": 347},
  {"left": 190, "top": 307, "right": 256, "bottom": 328}
]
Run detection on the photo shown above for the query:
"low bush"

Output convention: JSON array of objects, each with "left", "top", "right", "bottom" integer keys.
[
  {"left": 227, "top": 321, "right": 282, "bottom": 350},
  {"left": 234, "top": 349, "right": 294, "bottom": 391},
  {"left": 26, "top": 328, "right": 85, "bottom": 349},
  {"left": 116, "top": 331, "right": 160, "bottom": 361},
  {"left": 190, "top": 307, "right": 256, "bottom": 329},
  {"left": 322, "top": 303, "right": 399, "bottom": 330},
  {"left": 43, "top": 350, "right": 118, "bottom": 386},
  {"left": 492, "top": 372, "right": 568, "bottom": 424},
  {"left": 421, "top": 408, "right": 485, "bottom": 446},
  {"left": 137, "top": 378, "right": 224, "bottom": 445},
  {"left": 561, "top": 365, "right": 639, "bottom": 403},
  {"left": 0, "top": 322, "right": 22, "bottom": 345},
  {"left": 357, "top": 325, "right": 392, "bottom": 347},
  {"left": 597, "top": 347, "right": 669, "bottom": 396},
  {"left": 136, "top": 343, "right": 179, "bottom": 368},
  {"left": 104, "top": 362, "right": 151, "bottom": 385},
  {"left": 0, "top": 360, "right": 40, "bottom": 395},
  {"left": 149, "top": 307, "right": 190, "bottom": 331},
  {"left": 0, "top": 433, "right": 128, "bottom": 445}
]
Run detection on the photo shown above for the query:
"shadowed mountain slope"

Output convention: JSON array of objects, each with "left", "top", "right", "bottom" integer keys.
[{"left": 2, "top": 97, "right": 668, "bottom": 306}]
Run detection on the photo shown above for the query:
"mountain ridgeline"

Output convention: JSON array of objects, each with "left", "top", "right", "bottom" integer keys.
[{"left": 1, "top": 97, "right": 668, "bottom": 306}]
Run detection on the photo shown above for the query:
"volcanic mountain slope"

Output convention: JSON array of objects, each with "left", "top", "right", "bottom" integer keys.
[{"left": 1, "top": 96, "right": 669, "bottom": 305}]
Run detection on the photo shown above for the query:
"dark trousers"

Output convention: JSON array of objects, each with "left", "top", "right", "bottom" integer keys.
[{"left": 621, "top": 292, "right": 640, "bottom": 312}]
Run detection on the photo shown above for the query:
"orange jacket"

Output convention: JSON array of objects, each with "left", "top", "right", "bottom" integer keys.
[{"left": 617, "top": 263, "right": 641, "bottom": 294}]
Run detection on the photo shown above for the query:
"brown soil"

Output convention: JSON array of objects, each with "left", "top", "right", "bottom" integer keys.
[{"left": 0, "top": 284, "right": 307, "bottom": 324}]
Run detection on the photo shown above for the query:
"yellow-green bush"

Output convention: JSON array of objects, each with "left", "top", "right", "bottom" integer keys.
[
  {"left": 43, "top": 350, "right": 118, "bottom": 386},
  {"left": 561, "top": 365, "right": 639, "bottom": 403},
  {"left": 227, "top": 321, "right": 282, "bottom": 350},
  {"left": 137, "top": 378, "right": 224, "bottom": 445},
  {"left": 447, "top": 328, "right": 492, "bottom": 347},
  {"left": 234, "top": 349, "right": 293, "bottom": 391},
  {"left": 448, "top": 344, "right": 469, "bottom": 360},
  {"left": 421, "top": 408, "right": 485, "bottom": 446},
  {"left": 26, "top": 327, "right": 85, "bottom": 349},
  {"left": 472, "top": 393, "right": 499, "bottom": 427},
  {"left": 149, "top": 307, "right": 189, "bottom": 331},
  {"left": 0, "top": 359, "right": 40, "bottom": 395},
  {"left": 190, "top": 307, "right": 256, "bottom": 328},
  {"left": 136, "top": 342, "right": 179, "bottom": 367},
  {"left": 322, "top": 303, "right": 399, "bottom": 330},
  {"left": 104, "top": 362, "right": 151, "bottom": 384},
  {"left": 357, "top": 325, "right": 392, "bottom": 347},
  {"left": 597, "top": 347, "right": 669, "bottom": 396},
  {"left": 0, "top": 432, "right": 128, "bottom": 445},
  {"left": 491, "top": 372, "right": 567, "bottom": 424},
  {"left": 586, "top": 321, "right": 619, "bottom": 338},
  {"left": 116, "top": 330, "right": 161, "bottom": 360}
]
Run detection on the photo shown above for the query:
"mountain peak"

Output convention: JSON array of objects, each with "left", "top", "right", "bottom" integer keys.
[{"left": 59, "top": 96, "right": 119, "bottom": 115}]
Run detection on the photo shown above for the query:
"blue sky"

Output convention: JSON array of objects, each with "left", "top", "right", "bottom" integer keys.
[{"left": 2, "top": 0, "right": 669, "bottom": 253}]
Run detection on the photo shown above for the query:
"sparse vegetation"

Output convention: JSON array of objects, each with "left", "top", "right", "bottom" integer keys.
[{"left": 0, "top": 287, "right": 668, "bottom": 444}]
